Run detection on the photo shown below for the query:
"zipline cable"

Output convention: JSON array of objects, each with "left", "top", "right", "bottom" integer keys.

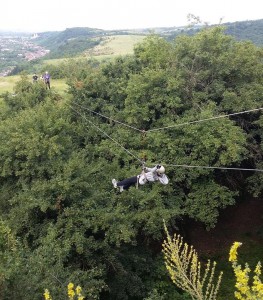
[
  {"left": 70, "top": 104, "right": 263, "bottom": 173},
  {"left": 72, "top": 101, "right": 143, "bottom": 132},
  {"left": 147, "top": 107, "right": 263, "bottom": 133},
  {"left": 72, "top": 101, "right": 262, "bottom": 134},
  {"left": 70, "top": 105, "right": 143, "bottom": 164},
  {"left": 163, "top": 163, "right": 263, "bottom": 173}
]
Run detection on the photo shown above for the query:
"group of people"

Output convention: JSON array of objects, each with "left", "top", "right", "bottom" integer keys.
[
  {"left": 112, "top": 164, "right": 169, "bottom": 192},
  {"left": 32, "top": 71, "right": 51, "bottom": 89}
]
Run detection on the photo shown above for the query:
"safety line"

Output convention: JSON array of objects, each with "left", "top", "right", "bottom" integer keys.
[
  {"left": 72, "top": 101, "right": 143, "bottom": 132},
  {"left": 70, "top": 104, "right": 263, "bottom": 173},
  {"left": 72, "top": 101, "right": 262, "bottom": 134},
  {"left": 70, "top": 105, "right": 143, "bottom": 164},
  {"left": 164, "top": 163, "right": 263, "bottom": 172},
  {"left": 146, "top": 107, "right": 263, "bottom": 133}
]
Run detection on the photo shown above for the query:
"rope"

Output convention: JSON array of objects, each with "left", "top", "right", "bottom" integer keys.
[
  {"left": 72, "top": 101, "right": 143, "bottom": 132},
  {"left": 147, "top": 107, "right": 263, "bottom": 133},
  {"left": 70, "top": 105, "right": 143, "bottom": 164},
  {"left": 164, "top": 163, "right": 263, "bottom": 172},
  {"left": 72, "top": 101, "right": 262, "bottom": 133},
  {"left": 70, "top": 103, "right": 263, "bottom": 173}
]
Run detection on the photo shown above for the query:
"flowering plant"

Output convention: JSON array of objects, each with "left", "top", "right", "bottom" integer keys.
[{"left": 229, "top": 242, "right": 263, "bottom": 300}]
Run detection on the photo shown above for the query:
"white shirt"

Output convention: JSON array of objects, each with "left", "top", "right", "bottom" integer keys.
[{"left": 138, "top": 166, "right": 169, "bottom": 185}]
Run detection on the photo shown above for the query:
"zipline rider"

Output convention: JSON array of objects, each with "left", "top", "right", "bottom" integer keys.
[{"left": 112, "top": 165, "right": 169, "bottom": 192}]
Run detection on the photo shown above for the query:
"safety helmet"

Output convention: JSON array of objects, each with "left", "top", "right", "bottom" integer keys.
[{"left": 156, "top": 165, "right": 165, "bottom": 174}]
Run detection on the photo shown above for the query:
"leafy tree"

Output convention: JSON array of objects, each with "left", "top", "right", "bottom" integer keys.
[
  {"left": 1, "top": 73, "right": 50, "bottom": 118},
  {"left": 0, "top": 26, "right": 262, "bottom": 299}
]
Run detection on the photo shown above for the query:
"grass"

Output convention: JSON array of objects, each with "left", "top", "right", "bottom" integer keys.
[
  {"left": 0, "top": 35, "right": 146, "bottom": 94},
  {"left": 198, "top": 238, "right": 263, "bottom": 300},
  {"left": 0, "top": 75, "right": 68, "bottom": 97},
  {"left": 50, "top": 78, "right": 69, "bottom": 97},
  {"left": 85, "top": 35, "right": 146, "bottom": 56},
  {"left": 185, "top": 194, "right": 263, "bottom": 300},
  {"left": 42, "top": 58, "right": 69, "bottom": 65},
  {"left": 0, "top": 75, "right": 20, "bottom": 93},
  {"left": 42, "top": 34, "right": 146, "bottom": 66},
  {"left": 184, "top": 243, "right": 262, "bottom": 300}
]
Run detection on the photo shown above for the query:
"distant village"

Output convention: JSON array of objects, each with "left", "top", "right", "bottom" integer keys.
[{"left": 0, "top": 33, "right": 49, "bottom": 76}]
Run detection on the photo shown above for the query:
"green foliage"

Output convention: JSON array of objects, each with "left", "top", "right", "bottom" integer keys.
[
  {"left": 166, "top": 19, "right": 263, "bottom": 47},
  {"left": 35, "top": 28, "right": 142, "bottom": 60},
  {"left": 35, "top": 27, "right": 105, "bottom": 58},
  {"left": 0, "top": 26, "right": 262, "bottom": 299},
  {"left": 1, "top": 73, "right": 49, "bottom": 115},
  {"left": 163, "top": 225, "right": 223, "bottom": 300},
  {"left": 247, "top": 115, "right": 263, "bottom": 197},
  {"left": 48, "top": 37, "right": 101, "bottom": 59},
  {"left": 224, "top": 19, "right": 263, "bottom": 46}
]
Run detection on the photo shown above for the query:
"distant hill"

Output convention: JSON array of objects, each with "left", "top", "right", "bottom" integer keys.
[
  {"left": 1, "top": 19, "right": 262, "bottom": 76},
  {"left": 35, "top": 27, "right": 145, "bottom": 58},
  {"left": 163, "top": 19, "right": 263, "bottom": 46},
  {"left": 33, "top": 19, "right": 263, "bottom": 60},
  {"left": 0, "top": 31, "right": 32, "bottom": 37},
  {"left": 35, "top": 27, "right": 105, "bottom": 58},
  {"left": 85, "top": 35, "right": 146, "bottom": 57},
  {"left": 224, "top": 19, "right": 263, "bottom": 46}
]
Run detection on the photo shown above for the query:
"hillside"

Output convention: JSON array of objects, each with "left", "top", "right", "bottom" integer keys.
[
  {"left": 35, "top": 27, "right": 146, "bottom": 59},
  {"left": 1, "top": 19, "right": 263, "bottom": 76},
  {"left": 224, "top": 19, "right": 263, "bottom": 46},
  {"left": 35, "top": 27, "right": 106, "bottom": 58},
  {"left": 84, "top": 35, "right": 146, "bottom": 57},
  {"left": 33, "top": 19, "right": 263, "bottom": 59},
  {"left": 165, "top": 19, "right": 263, "bottom": 45}
]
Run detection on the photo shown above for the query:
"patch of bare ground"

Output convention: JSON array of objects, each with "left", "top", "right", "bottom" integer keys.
[{"left": 185, "top": 196, "right": 263, "bottom": 256}]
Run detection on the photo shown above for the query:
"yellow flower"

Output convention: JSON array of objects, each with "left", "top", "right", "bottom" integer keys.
[
  {"left": 68, "top": 282, "right": 74, "bottom": 290},
  {"left": 234, "top": 291, "right": 243, "bottom": 299},
  {"left": 252, "top": 263, "right": 263, "bottom": 297},
  {"left": 43, "top": 289, "right": 52, "bottom": 300},
  {"left": 229, "top": 242, "right": 242, "bottom": 262},
  {"left": 76, "top": 285, "right": 84, "bottom": 299},
  {"left": 254, "top": 262, "right": 262, "bottom": 276},
  {"left": 68, "top": 282, "right": 75, "bottom": 299},
  {"left": 76, "top": 285, "right": 82, "bottom": 295}
]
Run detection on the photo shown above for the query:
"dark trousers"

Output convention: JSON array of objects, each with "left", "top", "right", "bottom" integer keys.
[
  {"left": 117, "top": 176, "right": 138, "bottom": 190},
  {"left": 45, "top": 80, "right": 50, "bottom": 89}
]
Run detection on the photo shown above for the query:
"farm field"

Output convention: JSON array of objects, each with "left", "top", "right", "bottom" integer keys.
[
  {"left": 43, "top": 34, "right": 146, "bottom": 65},
  {"left": 85, "top": 34, "right": 146, "bottom": 56}
]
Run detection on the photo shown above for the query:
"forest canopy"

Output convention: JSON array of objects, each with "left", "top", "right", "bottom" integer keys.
[{"left": 0, "top": 27, "right": 262, "bottom": 300}]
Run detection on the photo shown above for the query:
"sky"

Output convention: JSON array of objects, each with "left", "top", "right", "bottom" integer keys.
[{"left": 1, "top": 0, "right": 262, "bottom": 33}]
